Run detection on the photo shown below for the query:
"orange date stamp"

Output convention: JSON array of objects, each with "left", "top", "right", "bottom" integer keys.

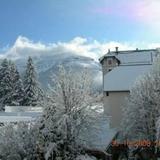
[{"left": 111, "top": 140, "right": 160, "bottom": 147}]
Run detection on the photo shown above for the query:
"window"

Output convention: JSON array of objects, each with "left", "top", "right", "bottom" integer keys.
[
  {"left": 108, "top": 59, "right": 112, "bottom": 65},
  {"left": 106, "top": 92, "right": 109, "bottom": 96}
]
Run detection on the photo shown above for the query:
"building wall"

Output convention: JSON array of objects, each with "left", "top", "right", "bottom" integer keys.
[
  {"left": 101, "top": 57, "right": 119, "bottom": 93},
  {"left": 103, "top": 91, "right": 129, "bottom": 128},
  {"left": 101, "top": 57, "right": 118, "bottom": 75}
]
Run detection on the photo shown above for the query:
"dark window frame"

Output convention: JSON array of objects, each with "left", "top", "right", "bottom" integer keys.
[{"left": 106, "top": 91, "right": 109, "bottom": 96}]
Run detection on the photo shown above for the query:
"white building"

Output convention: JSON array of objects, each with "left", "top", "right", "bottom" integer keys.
[
  {"left": 99, "top": 48, "right": 160, "bottom": 128},
  {"left": 0, "top": 106, "right": 42, "bottom": 123}
]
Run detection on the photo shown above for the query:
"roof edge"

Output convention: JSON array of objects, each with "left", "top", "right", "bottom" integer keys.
[
  {"left": 99, "top": 48, "right": 157, "bottom": 63},
  {"left": 104, "top": 90, "right": 130, "bottom": 92}
]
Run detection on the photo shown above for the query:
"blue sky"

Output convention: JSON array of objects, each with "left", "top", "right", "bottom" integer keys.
[{"left": 0, "top": 0, "right": 160, "bottom": 59}]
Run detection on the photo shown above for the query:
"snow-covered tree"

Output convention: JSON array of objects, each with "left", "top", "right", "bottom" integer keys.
[
  {"left": 122, "top": 59, "right": 160, "bottom": 142},
  {"left": 0, "top": 59, "right": 13, "bottom": 109},
  {"left": 23, "top": 57, "right": 43, "bottom": 106},
  {"left": 38, "top": 66, "right": 102, "bottom": 160},
  {"left": 0, "top": 60, "right": 25, "bottom": 108},
  {"left": 6, "top": 62, "right": 25, "bottom": 106},
  {"left": 0, "top": 122, "right": 38, "bottom": 160}
]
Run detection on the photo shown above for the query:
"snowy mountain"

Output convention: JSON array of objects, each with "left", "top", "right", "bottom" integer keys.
[{"left": 15, "top": 53, "right": 102, "bottom": 91}]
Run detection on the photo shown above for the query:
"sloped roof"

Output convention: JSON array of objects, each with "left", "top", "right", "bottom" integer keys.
[
  {"left": 5, "top": 106, "right": 42, "bottom": 112},
  {"left": 0, "top": 106, "right": 42, "bottom": 123},
  {"left": 104, "top": 64, "right": 152, "bottom": 91},
  {"left": 100, "top": 49, "right": 158, "bottom": 65},
  {"left": 0, "top": 115, "right": 35, "bottom": 122},
  {"left": 0, "top": 112, "right": 42, "bottom": 122}
]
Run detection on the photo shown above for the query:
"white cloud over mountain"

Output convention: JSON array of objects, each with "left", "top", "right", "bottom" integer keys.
[{"left": 0, "top": 36, "right": 160, "bottom": 61}]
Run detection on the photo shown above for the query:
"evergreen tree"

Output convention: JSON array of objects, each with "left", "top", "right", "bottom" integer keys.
[
  {"left": 23, "top": 57, "right": 42, "bottom": 106},
  {"left": 0, "top": 60, "right": 25, "bottom": 109},
  {"left": 0, "top": 59, "right": 9, "bottom": 100},
  {"left": 8, "top": 62, "right": 25, "bottom": 106},
  {"left": 0, "top": 59, "right": 13, "bottom": 109}
]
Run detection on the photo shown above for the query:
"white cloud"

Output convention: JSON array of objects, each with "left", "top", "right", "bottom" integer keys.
[{"left": 0, "top": 36, "right": 160, "bottom": 61}]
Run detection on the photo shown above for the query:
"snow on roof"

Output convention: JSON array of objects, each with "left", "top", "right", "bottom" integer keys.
[
  {"left": 0, "top": 112, "right": 42, "bottom": 117},
  {"left": 5, "top": 106, "right": 43, "bottom": 112},
  {"left": 0, "top": 106, "right": 43, "bottom": 123},
  {"left": 0, "top": 116, "right": 34, "bottom": 122},
  {"left": 104, "top": 64, "right": 152, "bottom": 91},
  {"left": 0, "top": 112, "right": 42, "bottom": 122},
  {"left": 100, "top": 49, "right": 158, "bottom": 64},
  {"left": 116, "top": 51, "right": 153, "bottom": 64}
]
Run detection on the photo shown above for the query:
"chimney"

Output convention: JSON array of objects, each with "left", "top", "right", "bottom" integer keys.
[
  {"left": 108, "top": 49, "right": 110, "bottom": 54},
  {"left": 115, "top": 47, "right": 119, "bottom": 54}
]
